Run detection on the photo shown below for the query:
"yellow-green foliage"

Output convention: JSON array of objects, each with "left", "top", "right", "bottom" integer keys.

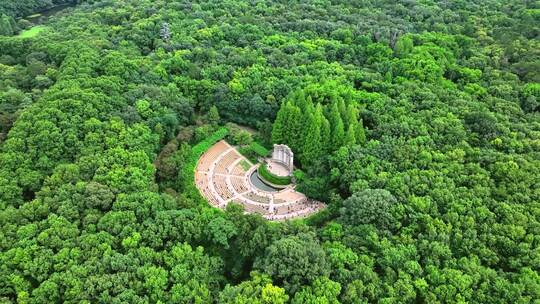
[{"left": 17, "top": 25, "right": 48, "bottom": 38}]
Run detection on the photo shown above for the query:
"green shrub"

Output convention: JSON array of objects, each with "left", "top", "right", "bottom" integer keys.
[
  {"left": 232, "top": 130, "right": 253, "bottom": 145},
  {"left": 225, "top": 122, "right": 254, "bottom": 145},
  {"left": 258, "top": 164, "right": 291, "bottom": 186},
  {"left": 181, "top": 127, "right": 229, "bottom": 203},
  {"left": 249, "top": 142, "right": 269, "bottom": 157},
  {"left": 238, "top": 141, "right": 269, "bottom": 163},
  {"left": 238, "top": 146, "right": 257, "bottom": 163},
  {"left": 194, "top": 124, "right": 215, "bottom": 143}
]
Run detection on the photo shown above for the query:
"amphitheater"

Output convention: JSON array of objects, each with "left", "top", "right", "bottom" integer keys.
[{"left": 195, "top": 140, "right": 325, "bottom": 220}]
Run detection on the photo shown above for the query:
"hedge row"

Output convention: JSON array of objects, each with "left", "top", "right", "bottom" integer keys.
[
  {"left": 238, "top": 141, "right": 269, "bottom": 163},
  {"left": 258, "top": 163, "right": 291, "bottom": 186},
  {"left": 182, "top": 127, "right": 229, "bottom": 203},
  {"left": 249, "top": 142, "right": 269, "bottom": 157}
]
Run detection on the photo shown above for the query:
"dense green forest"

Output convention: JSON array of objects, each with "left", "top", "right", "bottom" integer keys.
[
  {"left": 0, "top": 0, "right": 80, "bottom": 18},
  {"left": 0, "top": 0, "right": 539, "bottom": 303}
]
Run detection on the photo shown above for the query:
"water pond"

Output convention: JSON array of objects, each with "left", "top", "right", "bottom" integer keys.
[
  {"left": 25, "top": 3, "right": 76, "bottom": 25},
  {"left": 249, "top": 171, "right": 280, "bottom": 192}
]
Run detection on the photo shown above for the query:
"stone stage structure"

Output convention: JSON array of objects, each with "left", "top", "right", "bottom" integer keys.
[{"left": 270, "top": 144, "right": 294, "bottom": 176}]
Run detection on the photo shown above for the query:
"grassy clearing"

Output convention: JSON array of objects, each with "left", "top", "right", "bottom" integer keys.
[
  {"left": 240, "top": 160, "right": 252, "bottom": 171},
  {"left": 18, "top": 26, "right": 48, "bottom": 38},
  {"left": 248, "top": 142, "right": 269, "bottom": 157}
]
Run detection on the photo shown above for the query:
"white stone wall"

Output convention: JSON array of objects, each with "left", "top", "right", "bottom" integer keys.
[{"left": 272, "top": 144, "right": 294, "bottom": 172}]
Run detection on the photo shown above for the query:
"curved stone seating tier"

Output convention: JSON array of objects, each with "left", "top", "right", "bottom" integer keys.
[
  {"left": 214, "top": 175, "right": 234, "bottom": 200},
  {"left": 197, "top": 141, "right": 228, "bottom": 172},
  {"left": 244, "top": 191, "right": 271, "bottom": 204},
  {"left": 195, "top": 140, "right": 325, "bottom": 221},
  {"left": 231, "top": 176, "right": 249, "bottom": 193},
  {"left": 236, "top": 199, "right": 268, "bottom": 214},
  {"left": 215, "top": 150, "right": 241, "bottom": 174},
  {"left": 270, "top": 201, "right": 324, "bottom": 220},
  {"left": 275, "top": 201, "right": 306, "bottom": 215}
]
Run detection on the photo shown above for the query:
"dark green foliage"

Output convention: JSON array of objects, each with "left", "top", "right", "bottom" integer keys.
[
  {"left": 238, "top": 141, "right": 269, "bottom": 163},
  {"left": 271, "top": 82, "right": 366, "bottom": 176},
  {"left": 0, "top": 0, "right": 79, "bottom": 18},
  {"left": 154, "top": 139, "right": 191, "bottom": 190},
  {"left": 206, "top": 105, "right": 220, "bottom": 126},
  {"left": 238, "top": 147, "right": 257, "bottom": 164},
  {"left": 301, "top": 111, "right": 323, "bottom": 167},
  {"left": 254, "top": 232, "right": 330, "bottom": 294},
  {"left": 294, "top": 166, "right": 332, "bottom": 202},
  {"left": 257, "top": 164, "right": 291, "bottom": 186},
  {"left": 0, "top": 0, "right": 538, "bottom": 303},
  {"left": 233, "top": 131, "right": 253, "bottom": 146},
  {"left": 464, "top": 111, "right": 500, "bottom": 144},
  {"left": 0, "top": 14, "right": 17, "bottom": 36},
  {"left": 339, "top": 189, "right": 398, "bottom": 233}
]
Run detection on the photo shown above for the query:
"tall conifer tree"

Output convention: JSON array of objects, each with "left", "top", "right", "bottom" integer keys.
[
  {"left": 288, "top": 104, "right": 304, "bottom": 152},
  {"left": 321, "top": 118, "right": 331, "bottom": 153},
  {"left": 346, "top": 104, "right": 358, "bottom": 128},
  {"left": 333, "top": 118, "right": 345, "bottom": 148},
  {"left": 295, "top": 90, "right": 307, "bottom": 111},
  {"left": 315, "top": 104, "right": 330, "bottom": 153},
  {"left": 345, "top": 124, "right": 356, "bottom": 146},
  {"left": 329, "top": 103, "right": 345, "bottom": 148},
  {"left": 301, "top": 113, "right": 322, "bottom": 167},
  {"left": 272, "top": 101, "right": 288, "bottom": 144},
  {"left": 356, "top": 118, "right": 366, "bottom": 144},
  {"left": 338, "top": 98, "right": 348, "bottom": 125}
]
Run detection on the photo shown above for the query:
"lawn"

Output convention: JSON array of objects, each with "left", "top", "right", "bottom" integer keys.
[
  {"left": 17, "top": 26, "right": 48, "bottom": 38},
  {"left": 240, "top": 160, "right": 252, "bottom": 171}
]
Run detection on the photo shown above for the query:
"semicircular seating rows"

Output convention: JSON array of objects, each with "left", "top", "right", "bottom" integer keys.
[{"left": 195, "top": 140, "right": 325, "bottom": 220}]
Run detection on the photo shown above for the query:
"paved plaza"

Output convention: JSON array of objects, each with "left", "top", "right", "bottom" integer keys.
[{"left": 266, "top": 160, "right": 291, "bottom": 177}]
